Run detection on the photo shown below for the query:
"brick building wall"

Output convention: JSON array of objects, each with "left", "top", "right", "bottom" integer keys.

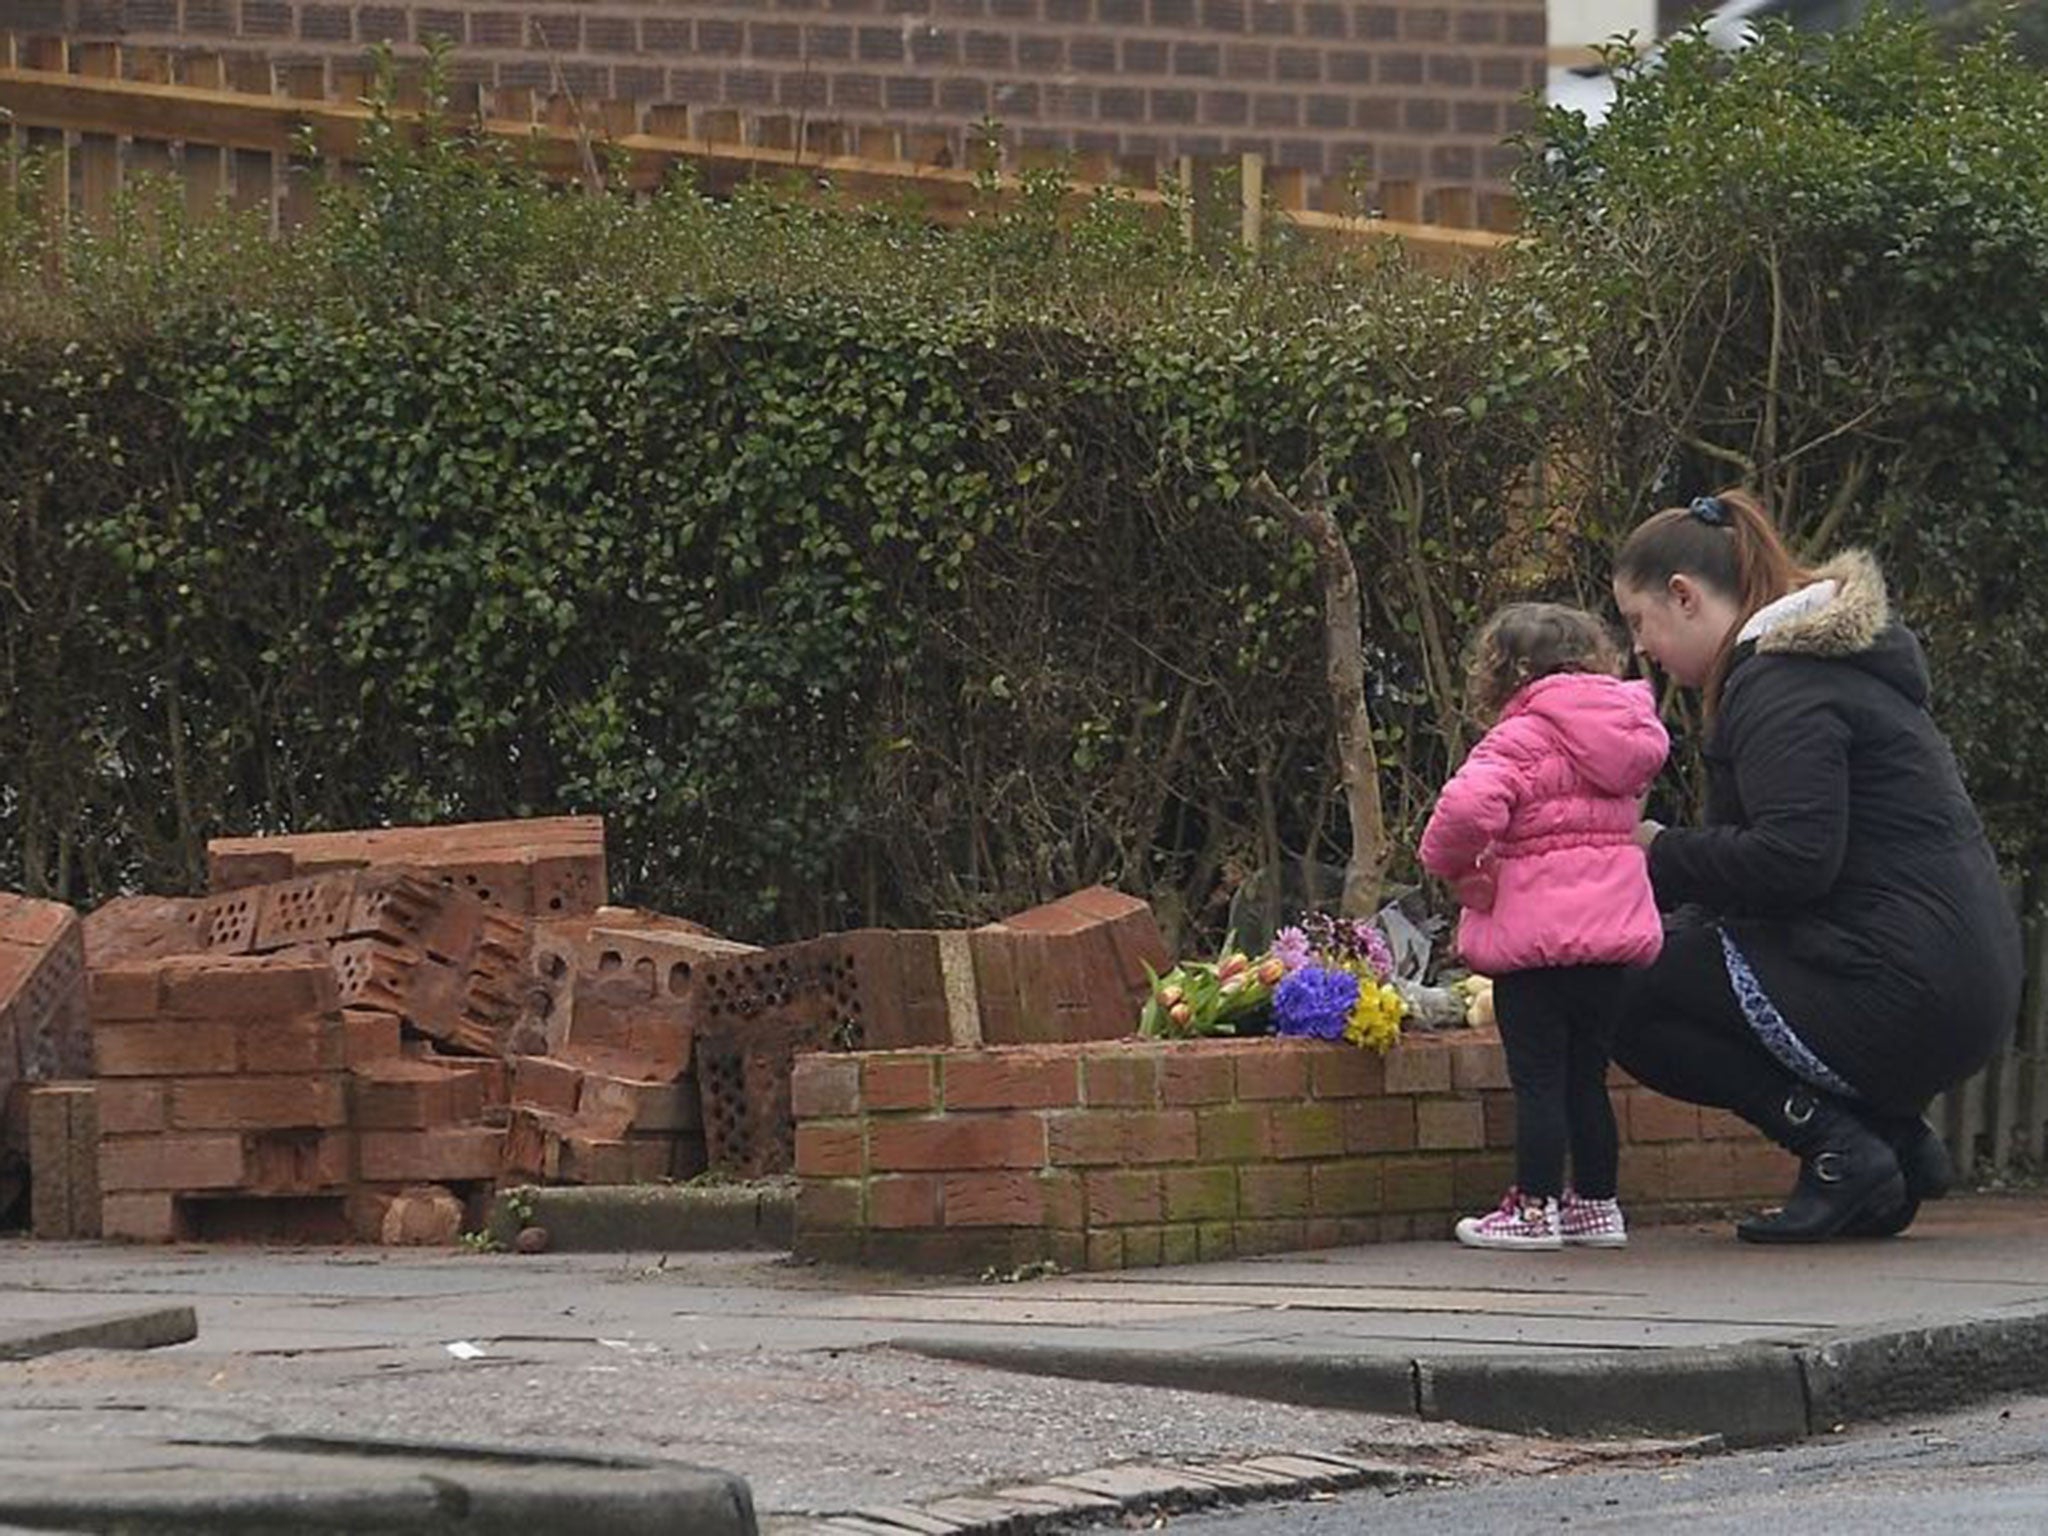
[{"left": 25, "top": 0, "right": 1549, "bottom": 204}]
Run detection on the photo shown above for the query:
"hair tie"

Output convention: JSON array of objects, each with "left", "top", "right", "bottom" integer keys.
[{"left": 1689, "top": 495, "right": 1731, "bottom": 527}]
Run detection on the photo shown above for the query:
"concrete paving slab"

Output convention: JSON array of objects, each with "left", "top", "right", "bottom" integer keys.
[{"left": 0, "top": 1304, "right": 196, "bottom": 1360}]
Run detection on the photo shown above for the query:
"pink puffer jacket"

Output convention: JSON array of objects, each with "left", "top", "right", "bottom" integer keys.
[{"left": 1419, "top": 672, "right": 1668, "bottom": 976}]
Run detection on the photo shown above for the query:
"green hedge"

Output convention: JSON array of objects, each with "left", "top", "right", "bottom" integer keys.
[{"left": 3, "top": 13, "right": 2045, "bottom": 944}]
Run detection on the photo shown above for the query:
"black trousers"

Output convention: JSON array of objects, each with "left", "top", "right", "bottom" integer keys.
[
  {"left": 1611, "top": 922, "right": 1921, "bottom": 1141},
  {"left": 1493, "top": 964, "right": 1626, "bottom": 1201}
]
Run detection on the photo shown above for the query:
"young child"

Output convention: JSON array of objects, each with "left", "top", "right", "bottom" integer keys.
[{"left": 1419, "top": 602, "right": 1669, "bottom": 1250}]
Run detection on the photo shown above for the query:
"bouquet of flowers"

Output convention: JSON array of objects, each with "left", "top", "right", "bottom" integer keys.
[
  {"left": 1269, "top": 912, "right": 1407, "bottom": 1053},
  {"left": 1137, "top": 912, "right": 1409, "bottom": 1053},
  {"left": 1137, "top": 936, "right": 1286, "bottom": 1039}
]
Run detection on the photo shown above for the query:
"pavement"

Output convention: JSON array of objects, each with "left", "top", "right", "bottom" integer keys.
[{"left": 2, "top": 1190, "right": 2046, "bottom": 1535}]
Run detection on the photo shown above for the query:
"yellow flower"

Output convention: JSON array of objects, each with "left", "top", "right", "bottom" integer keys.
[{"left": 1344, "top": 982, "right": 1406, "bottom": 1054}]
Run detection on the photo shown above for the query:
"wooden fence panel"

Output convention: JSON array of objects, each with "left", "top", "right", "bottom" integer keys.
[{"left": 0, "top": 34, "right": 1511, "bottom": 261}]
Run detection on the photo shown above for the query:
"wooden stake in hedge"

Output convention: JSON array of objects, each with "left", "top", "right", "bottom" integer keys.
[{"left": 1248, "top": 465, "right": 1391, "bottom": 917}]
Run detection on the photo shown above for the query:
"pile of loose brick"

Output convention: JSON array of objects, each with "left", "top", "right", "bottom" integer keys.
[{"left": 0, "top": 816, "right": 1170, "bottom": 1245}]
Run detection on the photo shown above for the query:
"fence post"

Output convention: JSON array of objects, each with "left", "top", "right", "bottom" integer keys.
[
  {"left": 2018, "top": 869, "right": 2048, "bottom": 1167},
  {"left": 177, "top": 52, "right": 229, "bottom": 218}
]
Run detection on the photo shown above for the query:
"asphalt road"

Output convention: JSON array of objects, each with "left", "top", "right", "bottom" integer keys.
[{"left": 1141, "top": 1392, "right": 2048, "bottom": 1535}]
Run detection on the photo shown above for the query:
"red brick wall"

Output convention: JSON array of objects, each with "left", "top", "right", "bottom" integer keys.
[
  {"left": 44, "top": 0, "right": 1546, "bottom": 204},
  {"left": 792, "top": 1032, "right": 1797, "bottom": 1272}
]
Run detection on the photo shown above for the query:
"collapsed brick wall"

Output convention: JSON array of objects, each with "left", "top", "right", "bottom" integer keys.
[
  {"left": 791, "top": 1033, "right": 1800, "bottom": 1272},
  {"left": 9, "top": 810, "right": 1180, "bottom": 1240},
  {"left": 44, "top": 0, "right": 1546, "bottom": 206}
]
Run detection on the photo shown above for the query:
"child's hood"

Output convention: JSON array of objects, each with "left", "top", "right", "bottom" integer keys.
[{"left": 1504, "top": 673, "right": 1669, "bottom": 796}]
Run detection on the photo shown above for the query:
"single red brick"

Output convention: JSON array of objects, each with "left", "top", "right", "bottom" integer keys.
[
  {"left": 869, "top": 1173, "right": 942, "bottom": 1228},
  {"left": 159, "top": 955, "right": 338, "bottom": 1021},
  {"left": 87, "top": 965, "right": 162, "bottom": 1023},
  {"left": 1309, "top": 1046, "right": 1385, "bottom": 1098},
  {"left": 1267, "top": 1102, "right": 1345, "bottom": 1160},
  {"left": 92, "top": 1079, "right": 164, "bottom": 1137},
  {"left": 943, "top": 1170, "right": 1047, "bottom": 1226},
  {"left": 794, "top": 1122, "right": 864, "bottom": 1177},
  {"left": 1162, "top": 1165, "right": 1238, "bottom": 1222},
  {"left": 1159, "top": 1050, "right": 1234, "bottom": 1105},
  {"left": 1235, "top": 1044, "right": 1313, "bottom": 1100},
  {"left": 1042, "top": 1169, "right": 1085, "bottom": 1228},
  {"left": 1195, "top": 1105, "right": 1271, "bottom": 1162},
  {"left": 238, "top": 1015, "right": 347, "bottom": 1074},
  {"left": 1117, "top": 1109, "right": 1199, "bottom": 1164},
  {"left": 1346, "top": 1097, "right": 1418, "bottom": 1154},
  {"left": 340, "top": 1009, "right": 403, "bottom": 1065},
  {"left": 99, "top": 1191, "right": 181, "bottom": 1242},
  {"left": 795, "top": 1178, "right": 862, "bottom": 1233},
  {"left": 94, "top": 1020, "right": 239, "bottom": 1077},
  {"left": 1083, "top": 1168, "right": 1163, "bottom": 1225},
  {"left": 1416, "top": 1099, "right": 1485, "bottom": 1150},
  {"left": 1310, "top": 1158, "right": 1383, "bottom": 1215},
  {"left": 349, "top": 1060, "right": 486, "bottom": 1130},
  {"left": 99, "top": 1133, "right": 246, "bottom": 1191},
  {"left": 1118, "top": 1225, "right": 1165, "bottom": 1268},
  {"left": 1383, "top": 1041, "right": 1453, "bottom": 1095},
  {"left": 943, "top": 1053, "right": 1080, "bottom": 1111},
  {"left": 862, "top": 1054, "right": 937, "bottom": 1111},
  {"left": 1046, "top": 1109, "right": 1125, "bottom": 1166},
  {"left": 790, "top": 1053, "right": 862, "bottom": 1119},
  {"left": 868, "top": 1114, "right": 1047, "bottom": 1172},
  {"left": 357, "top": 1126, "right": 504, "bottom": 1182},
  {"left": 1081, "top": 1048, "right": 1160, "bottom": 1107},
  {"left": 1238, "top": 1163, "right": 1310, "bottom": 1218},
  {"left": 1449, "top": 1039, "right": 1511, "bottom": 1092},
  {"left": 169, "top": 1075, "right": 348, "bottom": 1131}
]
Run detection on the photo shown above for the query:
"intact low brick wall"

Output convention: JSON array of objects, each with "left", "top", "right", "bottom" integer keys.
[{"left": 791, "top": 1032, "right": 1797, "bottom": 1272}]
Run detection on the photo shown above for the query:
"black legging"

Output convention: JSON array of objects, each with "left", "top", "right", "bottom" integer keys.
[{"left": 1493, "top": 965, "right": 1625, "bottom": 1201}]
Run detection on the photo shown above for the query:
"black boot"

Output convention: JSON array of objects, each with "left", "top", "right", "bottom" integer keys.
[
  {"left": 1735, "top": 1089, "right": 1906, "bottom": 1245},
  {"left": 1839, "top": 1115, "right": 1953, "bottom": 1238}
]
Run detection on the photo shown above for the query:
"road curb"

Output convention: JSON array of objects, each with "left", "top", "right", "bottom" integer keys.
[
  {"left": 0, "top": 1433, "right": 759, "bottom": 1535},
  {"left": 486, "top": 1181, "right": 795, "bottom": 1252},
  {"left": 895, "top": 1302, "right": 2048, "bottom": 1449},
  {"left": 1796, "top": 1302, "right": 2048, "bottom": 1430},
  {"left": 0, "top": 1305, "right": 197, "bottom": 1361}
]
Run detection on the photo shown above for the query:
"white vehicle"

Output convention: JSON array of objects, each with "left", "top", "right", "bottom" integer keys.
[{"left": 1546, "top": 0, "right": 1813, "bottom": 125}]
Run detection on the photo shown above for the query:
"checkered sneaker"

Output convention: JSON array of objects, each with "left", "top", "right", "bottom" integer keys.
[
  {"left": 1559, "top": 1191, "right": 1628, "bottom": 1248},
  {"left": 1454, "top": 1188, "right": 1562, "bottom": 1251}
]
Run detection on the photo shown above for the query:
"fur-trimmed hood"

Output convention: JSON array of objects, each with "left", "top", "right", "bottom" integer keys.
[
  {"left": 1740, "top": 548, "right": 1929, "bottom": 707},
  {"left": 1754, "top": 549, "right": 1889, "bottom": 659}
]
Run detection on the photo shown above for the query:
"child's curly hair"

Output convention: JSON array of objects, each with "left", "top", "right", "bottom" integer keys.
[{"left": 1464, "top": 601, "right": 1624, "bottom": 721}]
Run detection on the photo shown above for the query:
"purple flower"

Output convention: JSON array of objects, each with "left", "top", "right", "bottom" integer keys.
[
  {"left": 1272, "top": 964, "right": 1360, "bottom": 1040},
  {"left": 1271, "top": 926, "right": 1313, "bottom": 972}
]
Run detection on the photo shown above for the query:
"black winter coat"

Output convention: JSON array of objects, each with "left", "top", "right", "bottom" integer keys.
[{"left": 1646, "top": 551, "right": 2021, "bottom": 1111}]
